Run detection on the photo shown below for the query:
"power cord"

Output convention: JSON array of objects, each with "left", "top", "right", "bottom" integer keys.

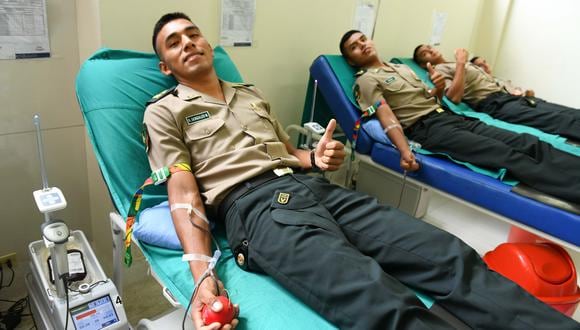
[
  {"left": 0, "top": 297, "right": 30, "bottom": 329},
  {"left": 396, "top": 142, "right": 421, "bottom": 209},
  {"left": 182, "top": 272, "right": 212, "bottom": 330},
  {"left": 63, "top": 275, "right": 70, "bottom": 330},
  {"left": 4, "top": 262, "right": 14, "bottom": 288}
]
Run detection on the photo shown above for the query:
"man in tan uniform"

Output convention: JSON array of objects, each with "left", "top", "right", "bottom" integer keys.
[
  {"left": 470, "top": 56, "right": 530, "bottom": 96},
  {"left": 145, "top": 14, "right": 579, "bottom": 329},
  {"left": 413, "top": 45, "right": 580, "bottom": 141}
]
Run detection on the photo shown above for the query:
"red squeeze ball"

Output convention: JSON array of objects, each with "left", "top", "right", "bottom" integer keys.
[{"left": 202, "top": 296, "right": 235, "bottom": 325}]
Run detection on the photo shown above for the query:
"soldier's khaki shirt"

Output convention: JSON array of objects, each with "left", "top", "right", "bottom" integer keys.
[
  {"left": 495, "top": 77, "right": 524, "bottom": 96},
  {"left": 435, "top": 62, "right": 504, "bottom": 105},
  {"left": 143, "top": 81, "right": 301, "bottom": 208},
  {"left": 354, "top": 63, "right": 440, "bottom": 129}
]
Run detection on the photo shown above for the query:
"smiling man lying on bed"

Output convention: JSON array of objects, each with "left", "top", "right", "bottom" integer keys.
[{"left": 143, "top": 14, "right": 579, "bottom": 329}]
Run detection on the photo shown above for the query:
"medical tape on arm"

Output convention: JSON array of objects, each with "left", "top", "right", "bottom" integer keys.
[
  {"left": 383, "top": 123, "right": 402, "bottom": 134},
  {"left": 124, "top": 163, "right": 192, "bottom": 267},
  {"left": 170, "top": 203, "right": 210, "bottom": 225},
  {"left": 183, "top": 249, "right": 222, "bottom": 281}
]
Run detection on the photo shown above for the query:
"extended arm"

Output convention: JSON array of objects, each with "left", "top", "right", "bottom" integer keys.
[
  {"left": 376, "top": 102, "right": 419, "bottom": 171},
  {"left": 167, "top": 171, "right": 238, "bottom": 329},
  {"left": 445, "top": 48, "right": 469, "bottom": 104}
]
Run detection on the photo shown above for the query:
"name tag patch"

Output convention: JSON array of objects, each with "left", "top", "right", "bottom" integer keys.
[
  {"left": 185, "top": 111, "right": 210, "bottom": 125},
  {"left": 385, "top": 77, "right": 396, "bottom": 84}
]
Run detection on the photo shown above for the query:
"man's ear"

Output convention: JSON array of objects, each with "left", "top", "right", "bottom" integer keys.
[{"left": 159, "top": 61, "right": 172, "bottom": 76}]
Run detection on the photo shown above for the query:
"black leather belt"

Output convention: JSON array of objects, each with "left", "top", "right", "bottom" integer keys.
[{"left": 218, "top": 168, "right": 293, "bottom": 220}]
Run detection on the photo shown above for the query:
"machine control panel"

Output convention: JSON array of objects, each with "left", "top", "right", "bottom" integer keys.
[{"left": 33, "top": 187, "right": 67, "bottom": 213}]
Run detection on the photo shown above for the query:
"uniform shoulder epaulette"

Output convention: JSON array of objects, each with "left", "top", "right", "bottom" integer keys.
[
  {"left": 354, "top": 69, "right": 367, "bottom": 77},
  {"left": 146, "top": 86, "right": 177, "bottom": 106},
  {"left": 231, "top": 82, "right": 254, "bottom": 88}
]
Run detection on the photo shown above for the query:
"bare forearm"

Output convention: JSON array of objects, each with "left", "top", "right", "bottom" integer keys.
[
  {"left": 167, "top": 171, "right": 214, "bottom": 281},
  {"left": 288, "top": 146, "right": 312, "bottom": 169},
  {"left": 429, "top": 87, "right": 444, "bottom": 100},
  {"left": 446, "top": 63, "right": 466, "bottom": 103},
  {"left": 376, "top": 105, "right": 410, "bottom": 155}
]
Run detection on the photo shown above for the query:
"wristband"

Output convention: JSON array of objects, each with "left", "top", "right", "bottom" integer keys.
[{"left": 310, "top": 150, "right": 321, "bottom": 172}]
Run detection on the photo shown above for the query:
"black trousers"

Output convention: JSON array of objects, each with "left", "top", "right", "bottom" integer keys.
[
  {"left": 223, "top": 174, "right": 578, "bottom": 330},
  {"left": 473, "top": 93, "right": 580, "bottom": 141},
  {"left": 407, "top": 112, "right": 580, "bottom": 203}
]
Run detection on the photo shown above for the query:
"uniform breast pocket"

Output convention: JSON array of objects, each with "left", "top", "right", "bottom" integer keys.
[
  {"left": 383, "top": 78, "right": 405, "bottom": 93},
  {"left": 246, "top": 101, "right": 278, "bottom": 142},
  {"left": 184, "top": 118, "right": 226, "bottom": 162}
]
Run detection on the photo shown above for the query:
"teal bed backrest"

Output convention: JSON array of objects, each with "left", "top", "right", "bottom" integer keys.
[{"left": 76, "top": 47, "right": 243, "bottom": 217}]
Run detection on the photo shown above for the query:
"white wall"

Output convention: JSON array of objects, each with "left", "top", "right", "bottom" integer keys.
[
  {"left": 375, "top": 0, "right": 482, "bottom": 61},
  {"left": 471, "top": 0, "right": 512, "bottom": 65},
  {"left": 494, "top": 0, "right": 580, "bottom": 108}
]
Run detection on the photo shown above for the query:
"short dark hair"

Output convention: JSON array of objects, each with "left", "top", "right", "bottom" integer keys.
[
  {"left": 152, "top": 12, "right": 192, "bottom": 56},
  {"left": 412, "top": 44, "right": 424, "bottom": 65},
  {"left": 339, "top": 29, "right": 362, "bottom": 59},
  {"left": 470, "top": 56, "right": 481, "bottom": 64}
]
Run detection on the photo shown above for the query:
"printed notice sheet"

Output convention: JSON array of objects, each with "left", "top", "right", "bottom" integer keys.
[
  {"left": 0, "top": 0, "right": 50, "bottom": 59},
  {"left": 353, "top": 0, "right": 378, "bottom": 38},
  {"left": 220, "top": 0, "right": 255, "bottom": 47},
  {"left": 430, "top": 11, "right": 448, "bottom": 46}
]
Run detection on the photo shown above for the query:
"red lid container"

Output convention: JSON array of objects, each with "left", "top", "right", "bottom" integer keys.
[{"left": 483, "top": 242, "right": 580, "bottom": 317}]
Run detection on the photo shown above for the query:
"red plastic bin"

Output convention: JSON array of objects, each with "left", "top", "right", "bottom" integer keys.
[{"left": 483, "top": 242, "right": 580, "bottom": 317}]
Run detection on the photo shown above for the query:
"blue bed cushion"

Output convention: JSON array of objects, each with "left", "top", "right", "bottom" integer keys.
[
  {"left": 133, "top": 201, "right": 182, "bottom": 250},
  {"left": 370, "top": 143, "right": 580, "bottom": 246}
]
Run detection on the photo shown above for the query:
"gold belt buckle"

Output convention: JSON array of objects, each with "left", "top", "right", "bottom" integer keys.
[
  {"left": 436, "top": 107, "right": 444, "bottom": 113},
  {"left": 273, "top": 167, "right": 293, "bottom": 177}
]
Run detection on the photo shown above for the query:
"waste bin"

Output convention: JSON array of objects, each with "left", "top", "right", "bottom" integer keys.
[{"left": 483, "top": 242, "right": 580, "bottom": 317}]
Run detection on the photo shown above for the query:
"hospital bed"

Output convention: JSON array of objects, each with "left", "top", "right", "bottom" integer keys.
[
  {"left": 75, "top": 47, "right": 466, "bottom": 329},
  {"left": 306, "top": 55, "right": 580, "bottom": 251}
]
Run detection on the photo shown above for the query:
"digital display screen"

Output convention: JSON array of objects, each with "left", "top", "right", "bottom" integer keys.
[{"left": 70, "top": 295, "right": 119, "bottom": 330}]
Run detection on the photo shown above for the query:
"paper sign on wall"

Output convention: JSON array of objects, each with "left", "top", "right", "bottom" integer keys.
[
  {"left": 353, "top": 0, "right": 379, "bottom": 38},
  {"left": 0, "top": 0, "right": 51, "bottom": 60},
  {"left": 430, "top": 11, "right": 448, "bottom": 46},
  {"left": 220, "top": 0, "right": 255, "bottom": 47}
]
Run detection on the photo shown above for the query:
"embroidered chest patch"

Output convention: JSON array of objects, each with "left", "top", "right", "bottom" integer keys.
[
  {"left": 277, "top": 192, "right": 290, "bottom": 205},
  {"left": 185, "top": 111, "right": 210, "bottom": 125}
]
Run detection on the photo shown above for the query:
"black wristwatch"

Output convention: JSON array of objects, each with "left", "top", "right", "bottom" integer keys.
[{"left": 310, "top": 150, "right": 321, "bottom": 172}]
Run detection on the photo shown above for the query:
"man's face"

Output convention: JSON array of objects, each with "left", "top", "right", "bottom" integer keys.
[
  {"left": 155, "top": 18, "right": 213, "bottom": 81},
  {"left": 473, "top": 57, "right": 492, "bottom": 74},
  {"left": 416, "top": 44, "right": 443, "bottom": 66},
  {"left": 343, "top": 32, "right": 378, "bottom": 67}
]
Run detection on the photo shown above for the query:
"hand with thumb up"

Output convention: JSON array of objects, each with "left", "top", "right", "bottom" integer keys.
[
  {"left": 426, "top": 62, "right": 445, "bottom": 93},
  {"left": 314, "top": 119, "right": 346, "bottom": 171}
]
